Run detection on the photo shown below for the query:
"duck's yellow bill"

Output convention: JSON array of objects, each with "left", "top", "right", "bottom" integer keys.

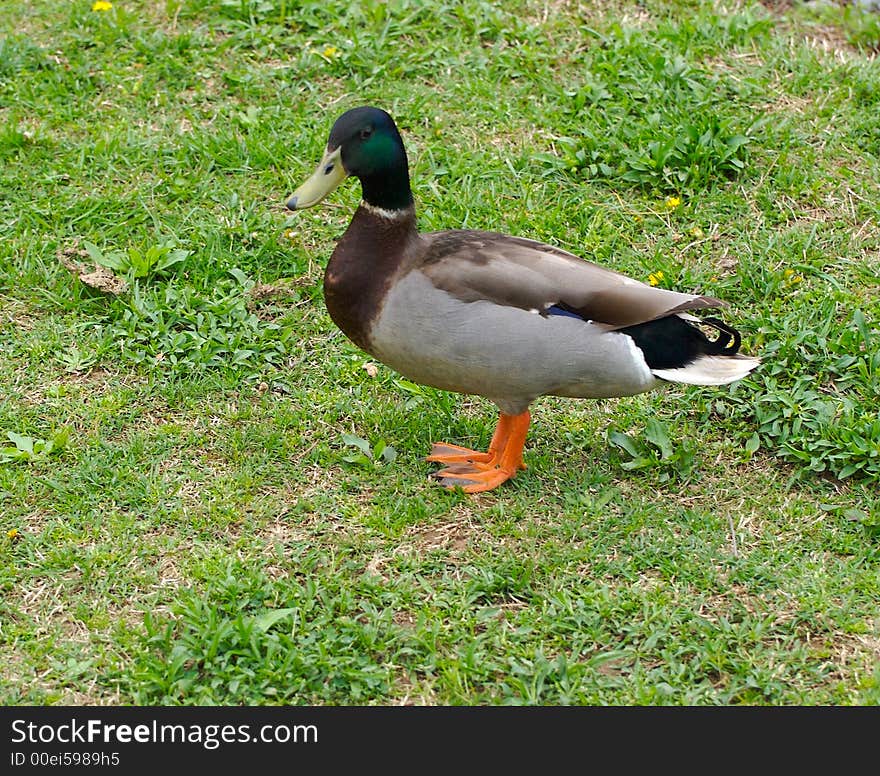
[{"left": 286, "top": 146, "right": 347, "bottom": 210}]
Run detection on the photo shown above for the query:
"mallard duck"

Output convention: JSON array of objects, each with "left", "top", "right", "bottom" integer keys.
[{"left": 286, "top": 107, "right": 759, "bottom": 493}]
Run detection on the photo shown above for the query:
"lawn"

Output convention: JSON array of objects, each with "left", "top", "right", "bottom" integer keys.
[{"left": 1, "top": 0, "right": 878, "bottom": 705}]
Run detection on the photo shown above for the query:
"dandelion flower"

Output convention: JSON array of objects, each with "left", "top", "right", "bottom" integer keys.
[
  {"left": 7, "top": 528, "right": 18, "bottom": 540},
  {"left": 321, "top": 45, "right": 339, "bottom": 59},
  {"left": 92, "top": 0, "right": 112, "bottom": 11},
  {"left": 648, "top": 270, "right": 665, "bottom": 287},
  {"left": 664, "top": 195, "right": 681, "bottom": 210}
]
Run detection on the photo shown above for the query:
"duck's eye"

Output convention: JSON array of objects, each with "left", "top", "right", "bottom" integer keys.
[
  {"left": 324, "top": 163, "right": 334, "bottom": 175},
  {"left": 360, "top": 126, "right": 373, "bottom": 140}
]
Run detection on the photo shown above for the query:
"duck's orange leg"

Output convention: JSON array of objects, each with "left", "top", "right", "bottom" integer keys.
[{"left": 429, "top": 411, "right": 530, "bottom": 494}]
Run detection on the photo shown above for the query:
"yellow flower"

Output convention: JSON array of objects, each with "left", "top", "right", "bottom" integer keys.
[
  {"left": 664, "top": 195, "right": 681, "bottom": 210},
  {"left": 648, "top": 270, "right": 665, "bottom": 287},
  {"left": 92, "top": 1, "right": 112, "bottom": 11},
  {"left": 7, "top": 528, "right": 18, "bottom": 540},
  {"left": 321, "top": 45, "right": 339, "bottom": 59}
]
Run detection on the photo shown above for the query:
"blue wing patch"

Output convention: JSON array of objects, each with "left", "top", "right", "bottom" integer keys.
[{"left": 546, "top": 304, "right": 585, "bottom": 321}]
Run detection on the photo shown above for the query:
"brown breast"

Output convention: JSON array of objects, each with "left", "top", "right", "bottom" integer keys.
[{"left": 323, "top": 204, "right": 421, "bottom": 352}]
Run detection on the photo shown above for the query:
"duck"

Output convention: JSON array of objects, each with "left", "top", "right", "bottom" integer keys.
[{"left": 286, "top": 106, "right": 760, "bottom": 494}]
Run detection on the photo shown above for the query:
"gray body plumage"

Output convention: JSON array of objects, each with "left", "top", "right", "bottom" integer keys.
[{"left": 369, "top": 269, "right": 658, "bottom": 415}]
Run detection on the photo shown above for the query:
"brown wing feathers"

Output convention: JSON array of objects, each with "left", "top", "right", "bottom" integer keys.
[{"left": 420, "top": 230, "right": 723, "bottom": 329}]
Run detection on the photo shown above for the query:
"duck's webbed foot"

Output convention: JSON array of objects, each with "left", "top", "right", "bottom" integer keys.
[{"left": 427, "top": 410, "right": 530, "bottom": 494}]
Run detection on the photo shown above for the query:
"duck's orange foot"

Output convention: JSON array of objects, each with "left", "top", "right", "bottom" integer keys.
[
  {"left": 425, "top": 410, "right": 531, "bottom": 495},
  {"left": 431, "top": 461, "right": 518, "bottom": 494},
  {"left": 425, "top": 442, "right": 495, "bottom": 466}
]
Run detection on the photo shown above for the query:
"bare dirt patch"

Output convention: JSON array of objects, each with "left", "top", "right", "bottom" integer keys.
[
  {"left": 56, "top": 243, "right": 128, "bottom": 296},
  {"left": 405, "top": 515, "right": 475, "bottom": 555}
]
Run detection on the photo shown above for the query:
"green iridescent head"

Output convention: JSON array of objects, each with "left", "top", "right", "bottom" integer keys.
[{"left": 287, "top": 107, "right": 413, "bottom": 212}]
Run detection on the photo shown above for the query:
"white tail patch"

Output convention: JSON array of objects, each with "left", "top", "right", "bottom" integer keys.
[{"left": 652, "top": 354, "right": 761, "bottom": 386}]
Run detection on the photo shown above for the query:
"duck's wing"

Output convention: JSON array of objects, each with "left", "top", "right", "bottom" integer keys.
[{"left": 419, "top": 231, "right": 723, "bottom": 329}]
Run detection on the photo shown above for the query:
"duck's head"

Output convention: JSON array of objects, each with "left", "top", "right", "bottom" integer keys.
[{"left": 286, "top": 106, "right": 413, "bottom": 212}]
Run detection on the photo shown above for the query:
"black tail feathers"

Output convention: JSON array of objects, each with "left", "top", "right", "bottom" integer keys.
[{"left": 620, "top": 314, "right": 744, "bottom": 370}]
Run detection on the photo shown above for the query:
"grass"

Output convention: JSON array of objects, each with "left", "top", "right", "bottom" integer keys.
[{"left": 1, "top": 0, "right": 878, "bottom": 706}]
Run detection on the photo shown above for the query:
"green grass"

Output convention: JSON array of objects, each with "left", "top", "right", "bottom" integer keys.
[{"left": 1, "top": 0, "right": 879, "bottom": 705}]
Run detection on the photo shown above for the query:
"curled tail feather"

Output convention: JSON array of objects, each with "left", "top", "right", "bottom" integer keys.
[{"left": 701, "top": 316, "right": 741, "bottom": 356}]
